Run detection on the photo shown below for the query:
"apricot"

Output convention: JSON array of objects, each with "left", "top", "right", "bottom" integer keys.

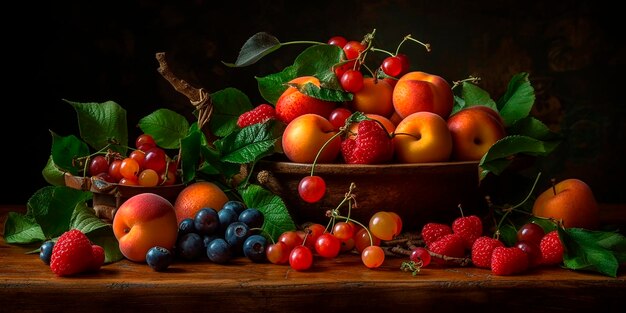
[
  {"left": 392, "top": 111, "right": 452, "bottom": 163},
  {"left": 275, "top": 76, "right": 337, "bottom": 124},
  {"left": 392, "top": 71, "right": 453, "bottom": 119},
  {"left": 282, "top": 113, "right": 341, "bottom": 163},
  {"left": 349, "top": 78, "right": 394, "bottom": 117}
]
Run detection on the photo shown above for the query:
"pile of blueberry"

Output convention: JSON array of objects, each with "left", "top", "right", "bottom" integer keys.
[{"left": 146, "top": 200, "right": 266, "bottom": 271}]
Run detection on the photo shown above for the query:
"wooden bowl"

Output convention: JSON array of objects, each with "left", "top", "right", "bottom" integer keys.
[
  {"left": 64, "top": 173, "right": 185, "bottom": 223},
  {"left": 255, "top": 160, "right": 482, "bottom": 231}
]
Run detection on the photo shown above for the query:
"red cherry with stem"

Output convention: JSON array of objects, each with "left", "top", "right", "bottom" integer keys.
[
  {"left": 340, "top": 70, "right": 364, "bottom": 93},
  {"left": 361, "top": 245, "right": 385, "bottom": 268},
  {"left": 410, "top": 247, "right": 431, "bottom": 267},
  {"left": 298, "top": 175, "right": 326, "bottom": 203},
  {"left": 314, "top": 233, "right": 341, "bottom": 258},
  {"left": 266, "top": 241, "right": 290, "bottom": 265},
  {"left": 89, "top": 155, "right": 109, "bottom": 176},
  {"left": 327, "top": 36, "right": 347, "bottom": 48},
  {"left": 395, "top": 53, "right": 410, "bottom": 75},
  {"left": 135, "top": 134, "right": 156, "bottom": 150},
  {"left": 329, "top": 107, "right": 353, "bottom": 131},
  {"left": 289, "top": 245, "right": 313, "bottom": 271},
  {"left": 343, "top": 41, "right": 366, "bottom": 60},
  {"left": 516, "top": 222, "right": 545, "bottom": 245},
  {"left": 381, "top": 56, "right": 403, "bottom": 77},
  {"left": 332, "top": 221, "right": 354, "bottom": 241}
]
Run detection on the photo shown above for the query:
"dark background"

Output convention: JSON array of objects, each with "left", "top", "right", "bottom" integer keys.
[{"left": 3, "top": 0, "right": 624, "bottom": 205}]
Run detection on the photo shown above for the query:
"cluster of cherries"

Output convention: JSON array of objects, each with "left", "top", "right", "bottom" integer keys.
[
  {"left": 86, "top": 134, "right": 179, "bottom": 187},
  {"left": 327, "top": 34, "right": 418, "bottom": 93}
]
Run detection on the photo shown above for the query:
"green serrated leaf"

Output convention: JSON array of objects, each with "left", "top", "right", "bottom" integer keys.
[
  {"left": 290, "top": 82, "right": 352, "bottom": 102},
  {"left": 138, "top": 108, "right": 189, "bottom": 149},
  {"left": 239, "top": 184, "right": 296, "bottom": 242},
  {"left": 27, "top": 186, "right": 92, "bottom": 239},
  {"left": 222, "top": 32, "right": 282, "bottom": 67},
  {"left": 2, "top": 212, "right": 46, "bottom": 244},
  {"left": 451, "top": 95, "right": 466, "bottom": 116},
  {"left": 215, "top": 121, "right": 278, "bottom": 164},
  {"left": 497, "top": 72, "right": 535, "bottom": 127},
  {"left": 256, "top": 45, "right": 344, "bottom": 104},
  {"left": 50, "top": 131, "right": 90, "bottom": 175},
  {"left": 209, "top": 87, "right": 253, "bottom": 137},
  {"left": 479, "top": 135, "right": 561, "bottom": 176},
  {"left": 65, "top": 99, "right": 128, "bottom": 154},
  {"left": 559, "top": 228, "right": 626, "bottom": 277},
  {"left": 461, "top": 82, "right": 497, "bottom": 110},
  {"left": 180, "top": 127, "right": 203, "bottom": 184},
  {"left": 42, "top": 155, "right": 66, "bottom": 186},
  {"left": 70, "top": 202, "right": 123, "bottom": 263},
  {"left": 509, "top": 116, "right": 561, "bottom": 140}
]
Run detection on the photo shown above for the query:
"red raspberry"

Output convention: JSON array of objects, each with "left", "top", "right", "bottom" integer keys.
[
  {"left": 421, "top": 222, "right": 452, "bottom": 247},
  {"left": 491, "top": 246, "right": 529, "bottom": 276},
  {"left": 236, "top": 104, "right": 276, "bottom": 128},
  {"left": 341, "top": 120, "right": 393, "bottom": 164},
  {"left": 89, "top": 245, "right": 105, "bottom": 271},
  {"left": 452, "top": 215, "right": 483, "bottom": 249},
  {"left": 471, "top": 236, "right": 504, "bottom": 269},
  {"left": 428, "top": 233, "right": 466, "bottom": 259},
  {"left": 50, "top": 229, "right": 96, "bottom": 277},
  {"left": 540, "top": 230, "right": 564, "bottom": 265}
]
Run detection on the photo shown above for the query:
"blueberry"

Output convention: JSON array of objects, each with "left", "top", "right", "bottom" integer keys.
[
  {"left": 203, "top": 234, "right": 220, "bottom": 249},
  {"left": 238, "top": 208, "right": 264, "bottom": 229},
  {"left": 222, "top": 200, "right": 246, "bottom": 215},
  {"left": 206, "top": 238, "right": 232, "bottom": 264},
  {"left": 176, "top": 232, "right": 204, "bottom": 261},
  {"left": 218, "top": 208, "right": 239, "bottom": 234},
  {"left": 194, "top": 207, "right": 220, "bottom": 235},
  {"left": 224, "top": 221, "right": 250, "bottom": 253},
  {"left": 178, "top": 218, "right": 196, "bottom": 237},
  {"left": 39, "top": 241, "right": 55, "bottom": 265},
  {"left": 243, "top": 234, "right": 267, "bottom": 263},
  {"left": 146, "top": 246, "right": 174, "bottom": 271}
]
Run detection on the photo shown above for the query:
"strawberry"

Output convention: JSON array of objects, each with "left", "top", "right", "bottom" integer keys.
[
  {"left": 471, "top": 236, "right": 504, "bottom": 269},
  {"left": 89, "top": 245, "right": 105, "bottom": 271},
  {"left": 236, "top": 104, "right": 276, "bottom": 128},
  {"left": 428, "top": 233, "right": 466, "bottom": 259},
  {"left": 50, "top": 229, "right": 95, "bottom": 277},
  {"left": 540, "top": 230, "right": 564, "bottom": 265},
  {"left": 421, "top": 222, "right": 452, "bottom": 247},
  {"left": 452, "top": 215, "right": 483, "bottom": 249},
  {"left": 341, "top": 120, "right": 393, "bottom": 164},
  {"left": 491, "top": 246, "right": 529, "bottom": 276}
]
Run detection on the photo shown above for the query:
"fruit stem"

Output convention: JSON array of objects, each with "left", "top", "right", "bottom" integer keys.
[
  {"left": 551, "top": 178, "right": 557, "bottom": 195},
  {"left": 451, "top": 76, "right": 481, "bottom": 90},
  {"left": 395, "top": 34, "right": 431, "bottom": 55},
  {"left": 281, "top": 40, "right": 327, "bottom": 46},
  {"left": 494, "top": 172, "right": 542, "bottom": 232},
  {"left": 309, "top": 129, "right": 344, "bottom": 177}
]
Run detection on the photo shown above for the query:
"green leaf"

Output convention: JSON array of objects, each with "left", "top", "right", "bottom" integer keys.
[
  {"left": 508, "top": 116, "right": 561, "bottom": 140},
  {"left": 41, "top": 155, "right": 66, "bottom": 186},
  {"left": 138, "top": 108, "right": 189, "bottom": 149},
  {"left": 461, "top": 82, "right": 497, "bottom": 110},
  {"left": 256, "top": 44, "right": 344, "bottom": 104},
  {"left": 50, "top": 132, "right": 90, "bottom": 175},
  {"left": 2, "top": 212, "right": 46, "bottom": 244},
  {"left": 451, "top": 95, "right": 466, "bottom": 116},
  {"left": 209, "top": 87, "right": 253, "bottom": 137},
  {"left": 195, "top": 145, "right": 242, "bottom": 179},
  {"left": 180, "top": 127, "right": 203, "bottom": 184},
  {"left": 27, "top": 186, "right": 92, "bottom": 239},
  {"left": 496, "top": 72, "right": 535, "bottom": 127},
  {"left": 215, "top": 121, "right": 279, "bottom": 164},
  {"left": 289, "top": 82, "right": 353, "bottom": 102},
  {"left": 480, "top": 135, "right": 561, "bottom": 176},
  {"left": 239, "top": 184, "right": 296, "bottom": 242},
  {"left": 222, "top": 32, "right": 282, "bottom": 67},
  {"left": 559, "top": 228, "right": 626, "bottom": 277},
  {"left": 70, "top": 202, "right": 123, "bottom": 263},
  {"left": 65, "top": 99, "right": 128, "bottom": 154}
]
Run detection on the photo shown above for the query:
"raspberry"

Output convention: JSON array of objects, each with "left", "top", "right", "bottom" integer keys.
[
  {"left": 540, "top": 230, "right": 564, "bottom": 265},
  {"left": 341, "top": 120, "right": 393, "bottom": 164},
  {"left": 89, "top": 245, "right": 105, "bottom": 271},
  {"left": 471, "top": 236, "right": 504, "bottom": 269},
  {"left": 421, "top": 222, "right": 452, "bottom": 247},
  {"left": 428, "top": 233, "right": 466, "bottom": 259},
  {"left": 452, "top": 215, "right": 483, "bottom": 249},
  {"left": 491, "top": 246, "right": 529, "bottom": 276},
  {"left": 236, "top": 104, "right": 276, "bottom": 128},
  {"left": 50, "top": 229, "right": 96, "bottom": 277}
]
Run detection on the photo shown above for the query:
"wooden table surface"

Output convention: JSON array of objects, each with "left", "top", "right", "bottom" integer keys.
[{"left": 1, "top": 205, "right": 625, "bottom": 313}]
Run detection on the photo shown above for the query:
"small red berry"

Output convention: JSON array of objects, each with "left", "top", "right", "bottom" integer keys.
[{"left": 540, "top": 230, "right": 564, "bottom": 265}]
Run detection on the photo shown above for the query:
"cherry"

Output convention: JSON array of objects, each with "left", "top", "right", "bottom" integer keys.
[
  {"left": 303, "top": 223, "right": 326, "bottom": 249},
  {"left": 143, "top": 147, "right": 167, "bottom": 174},
  {"left": 119, "top": 158, "right": 140, "bottom": 180},
  {"left": 135, "top": 133, "right": 156, "bottom": 150},
  {"left": 298, "top": 175, "right": 327, "bottom": 203},
  {"left": 343, "top": 41, "right": 366, "bottom": 60},
  {"left": 88, "top": 155, "right": 109, "bottom": 177},
  {"left": 517, "top": 222, "right": 545, "bottom": 245},
  {"left": 266, "top": 241, "right": 290, "bottom": 265},
  {"left": 314, "top": 233, "right": 341, "bottom": 258},
  {"left": 332, "top": 221, "right": 354, "bottom": 241},
  {"left": 327, "top": 36, "right": 347, "bottom": 48},
  {"left": 361, "top": 245, "right": 385, "bottom": 268},
  {"left": 278, "top": 230, "right": 304, "bottom": 251},
  {"left": 340, "top": 69, "right": 364, "bottom": 93},
  {"left": 410, "top": 247, "right": 431, "bottom": 267},
  {"left": 329, "top": 107, "right": 353, "bottom": 131},
  {"left": 289, "top": 245, "right": 313, "bottom": 271},
  {"left": 395, "top": 53, "right": 411, "bottom": 76},
  {"left": 369, "top": 211, "right": 397, "bottom": 241},
  {"left": 381, "top": 56, "right": 403, "bottom": 77}
]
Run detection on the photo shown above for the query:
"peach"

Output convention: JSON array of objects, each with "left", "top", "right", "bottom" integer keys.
[
  {"left": 349, "top": 78, "right": 394, "bottom": 117},
  {"left": 532, "top": 178, "right": 600, "bottom": 229},
  {"left": 275, "top": 76, "right": 337, "bottom": 124},
  {"left": 447, "top": 106, "right": 506, "bottom": 161},
  {"left": 112, "top": 193, "right": 178, "bottom": 262},
  {"left": 282, "top": 113, "right": 341, "bottom": 163},
  {"left": 392, "top": 71, "right": 453, "bottom": 119},
  {"left": 392, "top": 111, "right": 452, "bottom": 163}
]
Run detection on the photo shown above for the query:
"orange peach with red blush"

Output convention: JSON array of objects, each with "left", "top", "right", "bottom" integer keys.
[
  {"left": 275, "top": 76, "right": 337, "bottom": 124},
  {"left": 112, "top": 193, "right": 178, "bottom": 262},
  {"left": 392, "top": 111, "right": 452, "bottom": 163},
  {"left": 392, "top": 71, "right": 453, "bottom": 119},
  {"left": 282, "top": 113, "right": 341, "bottom": 163},
  {"left": 447, "top": 106, "right": 506, "bottom": 161},
  {"left": 349, "top": 78, "right": 394, "bottom": 117}
]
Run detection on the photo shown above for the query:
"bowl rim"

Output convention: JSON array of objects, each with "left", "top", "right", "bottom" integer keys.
[{"left": 257, "top": 160, "right": 480, "bottom": 174}]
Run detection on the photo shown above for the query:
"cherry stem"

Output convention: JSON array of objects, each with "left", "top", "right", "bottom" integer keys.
[
  {"left": 495, "top": 172, "right": 543, "bottom": 232},
  {"left": 395, "top": 34, "right": 431, "bottom": 55},
  {"left": 551, "top": 178, "right": 557, "bottom": 195},
  {"left": 281, "top": 40, "right": 327, "bottom": 46},
  {"left": 451, "top": 76, "right": 481, "bottom": 90},
  {"left": 309, "top": 129, "right": 345, "bottom": 177}
]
